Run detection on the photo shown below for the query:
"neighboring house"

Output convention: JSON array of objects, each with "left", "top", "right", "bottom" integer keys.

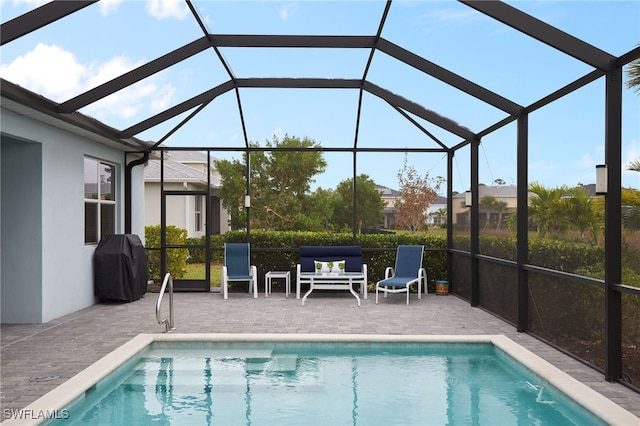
[
  {"left": 568, "top": 183, "right": 597, "bottom": 197},
  {"left": 1, "top": 80, "right": 148, "bottom": 323},
  {"left": 376, "top": 185, "right": 400, "bottom": 229},
  {"left": 377, "top": 184, "right": 448, "bottom": 228},
  {"left": 144, "top": 151, "right": 230, "bottom": 237},
  {"left": 451, "top": 184, "right": 603, "bottom": 228},
  {"left": 427, "top": 195, "right": 448, "bottom": 226},
  {"left": 451, "top": 185, "right": 530, "bottom": 227}
]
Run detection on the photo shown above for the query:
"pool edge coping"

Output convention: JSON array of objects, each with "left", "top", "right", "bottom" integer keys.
[{"left": 4, "top": 333, "right": 638, "bottom": 426}]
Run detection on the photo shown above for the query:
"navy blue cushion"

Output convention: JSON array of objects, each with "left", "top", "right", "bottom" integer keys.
[{"left": 299, "top": 246, "right": 362, "bottom": 272}]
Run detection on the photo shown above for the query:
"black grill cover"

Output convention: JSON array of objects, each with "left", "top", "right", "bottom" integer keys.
[{"left": 94, "top": 234, "right": 148, "bottom": 302}]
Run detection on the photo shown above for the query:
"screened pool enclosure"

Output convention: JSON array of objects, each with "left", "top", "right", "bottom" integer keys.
[{"left": 1, "top": 0, "right": 639, "bottom": 392}]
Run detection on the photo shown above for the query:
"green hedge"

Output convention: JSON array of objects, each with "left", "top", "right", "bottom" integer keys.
[
  {"left": 165, "top": 230, "right": 621, "bottom": 290},
  {"left": 455, "top": 234, "right": 604, "bottom": 273},
  {"left": 145, "top": 225, "right": 188, "bottom": 282}
]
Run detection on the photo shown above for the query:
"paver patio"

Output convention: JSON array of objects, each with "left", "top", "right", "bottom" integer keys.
[{"left": 2, "top": 290, "right": 639, "bottom": 421}]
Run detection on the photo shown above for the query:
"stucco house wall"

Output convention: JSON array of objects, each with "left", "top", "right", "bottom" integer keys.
[{"left": 1, "top": 106, "right": 145, "bottom": 323}]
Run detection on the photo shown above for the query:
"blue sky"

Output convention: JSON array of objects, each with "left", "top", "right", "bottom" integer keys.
[{"left": 1, "top": 0, "right": 639, "bottom": 193}]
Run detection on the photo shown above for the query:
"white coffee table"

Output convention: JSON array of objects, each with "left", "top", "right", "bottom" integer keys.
[
  {"left": 265, "top": 271, "right": 291, "bottom": 298},
  {"left": 299, "top": 272, "right": 364, "bottom": 306}
]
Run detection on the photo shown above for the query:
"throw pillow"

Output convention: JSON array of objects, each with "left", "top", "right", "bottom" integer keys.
[{"left": 314, "top": 260, "right": 346, "bottom": 274}]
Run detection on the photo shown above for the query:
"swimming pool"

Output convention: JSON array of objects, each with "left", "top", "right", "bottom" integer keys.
[{"left": 14, "top": 334, "right": 638, "bottom": 425}]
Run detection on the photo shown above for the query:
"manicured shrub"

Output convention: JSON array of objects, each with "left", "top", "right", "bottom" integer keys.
[{"left": 145, "top": 225, "right": 188, "bottom": 282}]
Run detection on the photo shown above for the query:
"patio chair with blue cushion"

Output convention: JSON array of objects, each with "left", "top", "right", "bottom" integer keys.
[
  {"left": 376, "top": 245, "right": 427, "bottom": 305},
  {"left": 222, "top": 243, "right": 258, "bottom": 299}
]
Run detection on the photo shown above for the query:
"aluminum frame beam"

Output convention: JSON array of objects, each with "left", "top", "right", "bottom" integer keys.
[
  {"left": 377, "top": 38, "right": 523, "bottom": 116},
  {"left": 208, "top": 34, "right": 377, "bottom": 49},
  {"left": 119, "top": 77, "right": 476, "bottom": 142},
  {"left": 460, "top": 0, "right": 616, "bottom": 71},
  {"left": 119, "top": 80, "right": 235, "bottom": 139},
  {"left": 0, "top": 0, "right": 97, "bottom": 46},
  {"left": 363, "top": 81, "right": 476, "bottom": 141},
  {"left": 59, "top": 37, "right": 212, "bottom": 113}
]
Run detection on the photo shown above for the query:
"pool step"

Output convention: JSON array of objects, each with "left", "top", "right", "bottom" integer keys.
[
  {"left": 143, "top": 348, "right": 274, "bottom": 360},
  {"left": 123, "top": 354, "right": 301, "bottom": 392},
  {"left": 246, "top": 354, "right": 298, "bottom": 372}
]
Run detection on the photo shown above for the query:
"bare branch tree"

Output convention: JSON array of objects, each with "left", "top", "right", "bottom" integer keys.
[{"left": 395, "top": 155, "right": 443, "bottom": 233}]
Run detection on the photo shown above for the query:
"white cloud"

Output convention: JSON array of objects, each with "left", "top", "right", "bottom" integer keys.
[
  {"left": 279, "top": 3, "right": 297, "bottom": 21},
  {"left": 430, "top": 8, "right": 481, "bottom": 24},
  {"left": 10, "top": 0, "right": 50, "bottom": 7},
  {"left": 0, "top": 43, "right": 85, "bottom": 99},
  {"left": 146, "top": 0, "right": 189, "bottom": 20},
  {"left": 0, "top": 43, "right": 175, "bottom": 122},
  {"left": 86, "top": 54, "right": 144, "bottom": 88},
  {"left": 85, "top": 80, "right": 172, "bottom": 120},
  {"left": 579, "top": 152, "right": 594, "bottom": 168},
  {"left": 148, "top": 85, "right": 175, "bottom": 113},
  {"left": 624, "top": 139, "right": 639, "bottom": 167},
  {"left": 98, "top": 0, "right": 122, "bottom": 16}
]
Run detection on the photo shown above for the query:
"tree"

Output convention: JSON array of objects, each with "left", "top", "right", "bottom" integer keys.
[
  {"left": 215, "top": 134, "right": 327, "bottom": 231},
  {"left": 395, "top": 156, "right": 443, "bottom": 233},
  {"left": 332, "top": 174, "right": 384, "bottom": 233},
  {"left": 433, "top": 207, "right": 447, "bottom": 227},
  {"left": 300, "top": 187, "right": 337, "bottom": 231},
  {"left": 623, "top": 158, "right": 640, "bottom": 230},
  {"left": 528, "top": 182, "right": 602, "bottom": 242},
  {"left": 626, "top": 47, "right": 640, "bottom": 93},
  {"left": 479, "top": 195, "right": 508, "bottom": 230},
  {"left": 215, "top": 157, "right": 247, "bottom": 229},
  {"left": 528, "top": 182, "right": 570, "bottom": 237},
  {"left": 561, "top": 186, "right": 601, "bottom": 243}
]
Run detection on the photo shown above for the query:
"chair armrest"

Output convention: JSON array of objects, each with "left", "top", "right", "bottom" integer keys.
[
  {"left": 221, "top": 266, "right": 228, "bottom": 299},
  {"left": 418, "top": 267, "right": 427, "bottom": 279},
  {"left": 250, "top": 265, "right": 258, "bottom": 298},
  {"left": 384, "top": 266, "right": 394, "bottom": 278},
  {"left": 418, "top": 268, "right": 428, "bottom": 293}
]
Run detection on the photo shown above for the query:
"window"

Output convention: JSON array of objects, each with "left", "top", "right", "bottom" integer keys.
[
  {"left": 84, "top": 157, "right": 116, "bottom": 244},
  {"left": 195, "top": 195, "right": 202, "bottom": 232}
]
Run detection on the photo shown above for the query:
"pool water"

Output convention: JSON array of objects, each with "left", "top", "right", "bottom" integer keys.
[{"left": 51, "top": 341, "right": 604, "bottom": 426}]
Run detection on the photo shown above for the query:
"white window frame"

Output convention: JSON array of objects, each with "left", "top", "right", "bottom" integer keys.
[
  {"left": 195, "top": 195, "right": 202, "bottom": 232},
  {"left": 84, "top": 157, "right": 117, "bottom": 245}
]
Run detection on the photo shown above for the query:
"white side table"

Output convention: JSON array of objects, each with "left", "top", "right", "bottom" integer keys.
[{"left": 265, "top": 271, "right": 291, "bottom": 298}]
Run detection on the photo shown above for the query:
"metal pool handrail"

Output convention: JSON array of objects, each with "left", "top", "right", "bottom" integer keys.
[{"left": 156, "top": 273, "right": 175, "bottom": 332}]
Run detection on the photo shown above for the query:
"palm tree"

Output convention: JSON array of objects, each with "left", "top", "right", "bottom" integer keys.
[
  {"left": 528, "top": 182, "right": 569, "bottom": 237},
  {"left": 562, "top": 186, "right": 601, "bottom": 244},
  {"left": 479, "top": 196, "right": 508, "bottom": 230},
  {"left": 623, "top": 159, "right": 640, "bottom": 230},
  {"left": 626, "top": 48, "right": 640, "bottom": 93},
  {"left": 433, "top": 207, "right": 447, "bottom": 227}
]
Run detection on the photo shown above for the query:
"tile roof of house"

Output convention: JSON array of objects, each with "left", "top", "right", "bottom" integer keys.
[
  {"left": 376, "top": 184, "right": 401, "bottom": 197},
  {"left": 453, "top": 184, "right": 598, "bottom": 199},
  {"left": 165, "top": 151, "right": 219, "bottom": 163},
  {"left": 144, "top": 158, "right": 222, "bottom": 187},
  {"left": 453, "top": 185, "right": 522, "bottom": 199},
  {"left": 433, "top": 195, "right": 447, "bottom": 204}
]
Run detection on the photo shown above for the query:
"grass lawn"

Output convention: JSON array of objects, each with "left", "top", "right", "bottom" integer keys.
[{"left": 183, "top": 262, "right": 222, "bottom": 286}]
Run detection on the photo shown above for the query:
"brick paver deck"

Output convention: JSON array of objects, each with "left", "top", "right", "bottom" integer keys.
[{"left": 2, "top": 290, "right": 639, "bottom": 421}]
